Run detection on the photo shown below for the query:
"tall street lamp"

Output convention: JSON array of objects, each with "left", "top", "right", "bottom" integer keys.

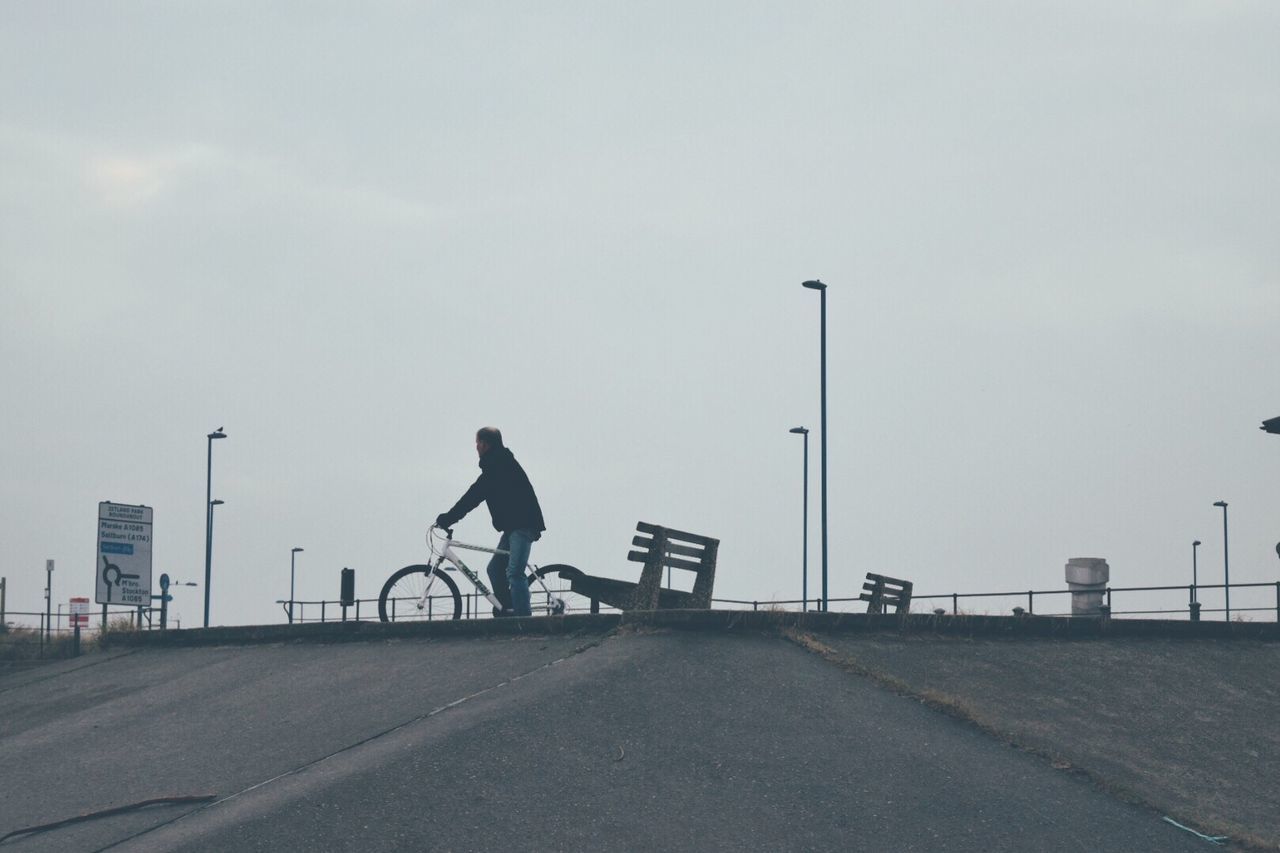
[
  {"left": 208, "top": 498, "right": 225, "bottom": 596},
  {"left": 1213, "top": 501, "right": 1229, "bottom": 621},
  {"left": 1192, "top": 539, "right": 1201, "bottom": 600},
  {"left": 1261, "top": 416, "right": 1280, "bottom": 435},
  {"left": 204, "top": 428, "right": 226, "bottom": 628},
  {"left": 802, "top": 279, "right": 829, "bottom": 611},
  {"left": 44, "top": 559, "right": 54, "bottom": 643},
  {"left": 789, "top": 427, "right": 810, "bottom": 611},
  {"left": 290, "top": 547, "right": 304, "bottom": 624}
]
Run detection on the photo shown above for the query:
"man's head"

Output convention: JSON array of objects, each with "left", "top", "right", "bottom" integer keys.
[{"left": 475, "top": 426, "right": 503, "bottom": 457}]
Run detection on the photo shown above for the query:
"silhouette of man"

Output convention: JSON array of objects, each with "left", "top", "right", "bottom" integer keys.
[{"left": 435, "top": 427, "right": 545, "bottom": 617}]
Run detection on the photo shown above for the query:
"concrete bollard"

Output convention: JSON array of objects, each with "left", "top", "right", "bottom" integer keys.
[{"left": 1066, "top": 558, "right": 1109, "bottom": 616}]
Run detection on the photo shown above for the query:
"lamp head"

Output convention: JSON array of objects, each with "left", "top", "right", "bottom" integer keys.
[
  {"left": 292, "top": 547, "right": 304, "bottom": 553},
  {"left": 789, "top": 427, "right": 809, "bottom": 435},
  {"left": 1213, "top": 501, "right": 1228, "bottom": 508},
  {"left": 209, "top": 428, "right": 227, "bottom": 440},
  {"left": 211, "top": 499, "right": 225, "bottom": 507},
  {"left": 1193, "top": 540, "right": 1201, "bottom": 547},
  {"left": 801, "top": 280, "right": 826, "bottom": 291}
]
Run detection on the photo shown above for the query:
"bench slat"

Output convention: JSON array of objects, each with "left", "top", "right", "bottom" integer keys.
[
  {"left": 864, "top": 572, "right": 911, "bottom": 587},
  {"left": 631, "top": 536, "right": 705, "bottom": 559},
  {"left": 860, "top": 593, "right": 907, "bottom": 603},
  {"left": 626, "top": 551, "right": 708, "bottom": 573},
  {"left": 636, "top": 521, "right": 718, "bottom": 547}
]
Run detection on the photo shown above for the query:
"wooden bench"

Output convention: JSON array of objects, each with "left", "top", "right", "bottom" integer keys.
[
  {"left": 553, "top": 522, "right": 719, "bottom": 611},
  {"left": 860, "top": 572, "right": 913, "bottom": 614}
]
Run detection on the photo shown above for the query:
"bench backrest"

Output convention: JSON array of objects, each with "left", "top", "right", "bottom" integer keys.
[
  {"left": 627, "top": 522, "right": 719, "bottom": 610},
  {"left": 860, "top": 572, "right": 913, "bottom": 614}
]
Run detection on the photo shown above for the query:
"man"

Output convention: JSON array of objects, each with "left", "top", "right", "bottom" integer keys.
[{"left": 435, "top": 427, "right": 546, "bottom": 617}]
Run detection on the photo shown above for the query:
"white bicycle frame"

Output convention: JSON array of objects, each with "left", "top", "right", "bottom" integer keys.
[{"left": 423, "top": 526, "right": 564, "bottom": 615}]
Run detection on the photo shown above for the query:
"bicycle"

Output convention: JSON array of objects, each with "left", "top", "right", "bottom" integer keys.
[{"left": 377, "top": 525, "right": 570, "bottom": 622}]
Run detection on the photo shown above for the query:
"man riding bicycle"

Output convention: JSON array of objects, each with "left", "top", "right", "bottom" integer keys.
[{"left": 435, "top": 427, "right": 545, "bottom": 617}]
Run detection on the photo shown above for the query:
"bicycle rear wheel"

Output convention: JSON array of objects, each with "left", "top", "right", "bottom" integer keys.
[
  {"left": 526, "top": 564, "right": 574, "bottom": 615},
  {"left": 378, "top": 564, "right": 462, "bottom": 622}
]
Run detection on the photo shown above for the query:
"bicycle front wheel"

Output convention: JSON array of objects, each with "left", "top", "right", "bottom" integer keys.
[{"left": 378, "top": 564, "right": 462, "bottom": 622}]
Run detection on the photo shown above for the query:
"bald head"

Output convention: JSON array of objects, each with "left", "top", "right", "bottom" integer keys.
[{"left": 475, "top": 426, "right": 503, "bottom": 456}]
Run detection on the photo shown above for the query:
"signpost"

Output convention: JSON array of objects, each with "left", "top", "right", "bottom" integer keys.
[
  {"left": 96, "top": 503, "right": 153, "bottom": 617},
  {"left": 45, "top": 560, "right": 54, "bottom": 642}
]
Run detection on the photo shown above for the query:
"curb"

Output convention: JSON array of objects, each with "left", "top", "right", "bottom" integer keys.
[{"left": 96, "top": 610, "right": 1280, "bottom": 648}]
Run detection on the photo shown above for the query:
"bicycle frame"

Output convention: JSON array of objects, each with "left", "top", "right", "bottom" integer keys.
[{"left": 423, "top": 527, "right": 562, "bottom": 615}]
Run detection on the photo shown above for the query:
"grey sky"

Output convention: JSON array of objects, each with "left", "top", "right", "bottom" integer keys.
[{"left": 2, "top": 2, "right": 1277, "bottom": 626}]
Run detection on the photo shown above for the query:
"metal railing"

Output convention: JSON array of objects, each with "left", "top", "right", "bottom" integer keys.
[
  {"left": 286, "top": 585, "right": 617, "bottom": 624},
  {"left": 1, "top": 606, "right": 163, "bottom": 661},
  {"left": 11, "top": 580, "right": 1274, "bottom": 634},
  {"left": 2, "top": 606, "right": 162, "bottom": 633},
  {"left": 714, "top": 580, "right": 1280, "bottom": 622}
]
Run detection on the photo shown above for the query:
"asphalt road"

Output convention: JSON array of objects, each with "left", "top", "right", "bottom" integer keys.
[
  {"left": 1, "top": 628, "right": 1215, "bottom": 851},
  {"left": 813, "top": 631, "right": 1280, "bottom": 847}
]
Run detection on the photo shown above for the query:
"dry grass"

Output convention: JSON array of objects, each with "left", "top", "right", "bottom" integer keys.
[
  {"left": 0, "top": 626, "right": 80, "bottom": 662},
  {"left": 1, "top": 616, "right": 139, "bottom": 662}
]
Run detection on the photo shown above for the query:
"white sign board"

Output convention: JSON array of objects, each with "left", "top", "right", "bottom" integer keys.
[
  {"left": 96, "top": 502, "right": 153, "bottom": 607},
  {"left": 70, "top": 596, "right": 90, "bottom": 628}
]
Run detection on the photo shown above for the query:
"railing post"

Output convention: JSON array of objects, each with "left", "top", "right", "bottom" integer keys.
[
  {"left": 753, "top": 601, "right": 758, "bottom": 611},
  {"left": 1028, "top": 591, "right": 1033, "bottom": 615},
  {"left": 952, "top": 593, "right": 958, "bottom": 615},
  {"left": 321, "top": 601, "right": 326, "bottom": 623},
  {"left": 1275, "top": 581, "right": 1279, "bottom": 623}
]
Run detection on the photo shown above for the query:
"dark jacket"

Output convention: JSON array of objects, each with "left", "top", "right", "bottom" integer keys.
[{"left": 439, "top": 446, "right": 545, "bottom": 537}]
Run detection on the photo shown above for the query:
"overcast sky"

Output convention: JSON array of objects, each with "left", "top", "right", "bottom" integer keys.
[{"left": 2, "top": 2, "right": 1277, "bottom": 627}]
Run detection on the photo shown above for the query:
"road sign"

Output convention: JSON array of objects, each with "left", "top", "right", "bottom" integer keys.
[
  {"left": 96, "top": 502, "right": 153, "bottom": 607},
  {"left": 70, "top": 596, "right": 90, "bottom": 628}
]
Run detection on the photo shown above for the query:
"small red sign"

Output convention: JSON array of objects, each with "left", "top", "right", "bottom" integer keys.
[{"left": 69, "top": 596, "right": 90, "bottom": 628}]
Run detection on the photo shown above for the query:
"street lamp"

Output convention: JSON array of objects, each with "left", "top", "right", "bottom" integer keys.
[
  {"left": 207, "top": 497, "right": 225, "bottom": 626},
  {"left": 1192, "top": 540, "right": 1201, "bottom": 599},
  {"left": 801, "top": 279, "right": 829, "bottom": 611},
  {"left": 204, "top": 428, "right": 226, "bottom": 628},
  {"left": 44, "top": 559, "right": 54, "bottom": 643},
  {"left": 290, "top": 547, "right": 304, "bottom": 624},
  {"left": 789, "top": 427, "right": 810, "bottom": 611},
  {"left": 1213, "top": 501, "right": 1229, "bottom": 621},
  {"left": 1261, "top": 416, "right": 1280, "bottom": 435}
]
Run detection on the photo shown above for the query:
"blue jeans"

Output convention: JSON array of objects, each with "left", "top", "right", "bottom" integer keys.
[{"left": 486, "top": 529, "right": 534, "bottom": 617}]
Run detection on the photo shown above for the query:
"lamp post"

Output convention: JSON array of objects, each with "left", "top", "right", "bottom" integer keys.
[
  {"left": 789, "top": 427, "right": 810, "bottom": 611},
  {"left": 290, "top": 547, "right": 304, "bottom": 624},
  {"left": 1192, "top": 539, "right": 1201, "bottom": 598},
  {"left": 204, "top": 428, "right": 226, "bottom": 628},
  {"left": 801, "top": 280, "right": 829, "bottom": 611},
  {"left": 44, "top": 559, "right": 54, "bottom": 643},
  {"left": 207, "top": 497, "right": 224, "bottom": 626},
  {"left": 1213, "top": 501, "right": 1229, "bottom": 621}
]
